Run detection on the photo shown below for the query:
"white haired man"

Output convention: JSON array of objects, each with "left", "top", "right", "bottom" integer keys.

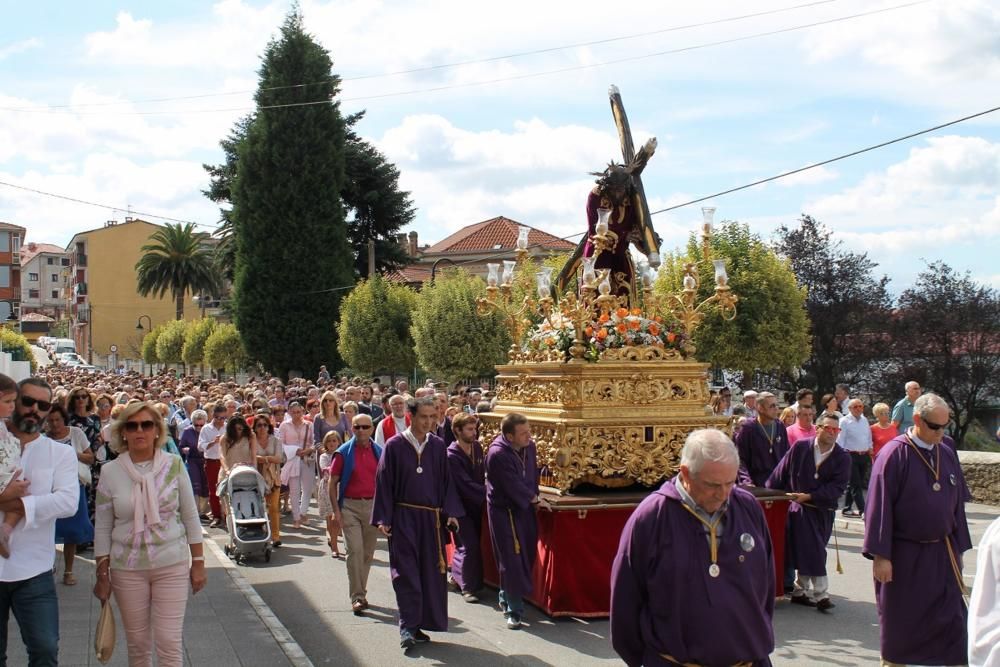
[
  {"left": 864, "top": 392, "right": 971, "bottom": 666},
  {"left": 837, "top": 398, "right": 873, "bottom": 518},
  {"left": 890, "top": 381, "right": 921, "bottom": 433},
  {"left": 742, "top": 390, "right": 759, "bottom": 420},
  {"left": 611, "top": 429, "right": 774, "bottom": 666}
]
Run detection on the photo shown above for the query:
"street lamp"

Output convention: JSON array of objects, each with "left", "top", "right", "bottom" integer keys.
[{"left": 135, "top": 315, "right": 152, "bottom": 332}]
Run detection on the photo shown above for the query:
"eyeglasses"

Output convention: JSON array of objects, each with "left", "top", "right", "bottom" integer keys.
[
  {"left": 820, "top": 426, "right": 842, "bottom": 433},
  {"left": 73, "top": 394, "right": 89, "bottom": 401},
  {"left": 354, "top": 424, "right": 372, "bottom": 430},
  {"left": 193, "top": 423, "right": 205, "bottom": 428},
  {"left": 20, "top": 396, "right": 53, "bottom": 411},
  {"left": 922, "top": 417, "right": 950, "bottom": 431},
  {"left": 124, "top": 420, "right": 157, "bottom": 433}
]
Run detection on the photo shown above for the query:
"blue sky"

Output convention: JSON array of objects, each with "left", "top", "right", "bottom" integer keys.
[{"left": 2, "top": 0, "right": 999, "bottom": 293}]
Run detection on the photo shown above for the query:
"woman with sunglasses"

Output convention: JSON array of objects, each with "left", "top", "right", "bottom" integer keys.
[
  {"left": 46, "top": 403, "right": 95, "bottom": 586},
  {"left": 179, "top": 410, "right": 210, "bottom": 521},
  {"left": 313, "top": 391, "right": 341, "bottom": 448},
  {"left": 93, "top": 401, "right": 206, "bottom": 666},
  {"left": 253, "top": 415, "right": 285, "bottom": 547}
]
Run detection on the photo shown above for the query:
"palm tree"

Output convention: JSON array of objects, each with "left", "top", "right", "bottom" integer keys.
[{"left": 135, "top": 222, "right": 221, "bottom": 320}]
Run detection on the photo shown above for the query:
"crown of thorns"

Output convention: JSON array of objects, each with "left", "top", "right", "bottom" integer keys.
[{"left": 591, "top": 162, "right": 635, "bottom": 192}]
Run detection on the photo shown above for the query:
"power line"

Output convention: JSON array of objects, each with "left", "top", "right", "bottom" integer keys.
[
  {"left": 0, "top": 179, "right": 216, "bottom": 229},
  {"left": 649, "top": 102, "right": 1000, "bottom": 215},
  {"left": 0, "top": 0, "right": 849, "bottom": 112},
  {"left": 0, "top": 0, "right": 931, "bottom": 117}
]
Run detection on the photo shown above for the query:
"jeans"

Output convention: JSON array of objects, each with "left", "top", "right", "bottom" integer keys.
[
  {"left": 0, "top": 571, "right": 59, "bottom": 667},
  {"left": 498, "top": 589, "right": 524, "bottom": 617},
  {"left": 844, "top": 454, "right": 871, "bottom": 513}
]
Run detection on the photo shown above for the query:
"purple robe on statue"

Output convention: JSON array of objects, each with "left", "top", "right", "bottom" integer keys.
[
  {"left": 765, "top": 439, "right": 850, "bottom": 576},
  {"left": 611, "top": 479, "right": 775, "bottom": 667},
  {"left": 485, "top": 435, "right": 539, "bottom": 600},
  {"left": 371, "top": 432, "right": 464, "bottom": 632},
  {"left": 447, "top": 440, "right": 486, "bottom": 593},
  {"left": 863, "top": 434, "right": 972, "bottom": 665},
  {"left": 735, "top": 419, "right": 790, "bottom": 487}
]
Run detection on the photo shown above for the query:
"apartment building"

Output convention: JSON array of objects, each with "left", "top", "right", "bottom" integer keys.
[
  {"left": 20, "top": 242, "right": 69, "bottom": 320},
  {"left": 0, "top": 222, "right": 25, "bottom": 322}
]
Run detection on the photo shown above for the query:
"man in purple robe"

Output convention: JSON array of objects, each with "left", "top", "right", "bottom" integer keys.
[
  {"left": 766, "top": 411, "right": 850, "bottom": 611},
  {"left": 735, "top": 391, "right": 789, "bottom": 487},
  {"left": 434, "top": 391, "right": 455, "bottom": 447},
  {"left": 447, "top": 413, "right": 485, "bottom": 603},
  {"left": 863, "top": 393, "right": 972, "bottom": 666},
  {"left": 611, "top": 429, "right": 775, "bottom": 666},
  {"left": 486, "top": 412, "right": 541, "bottom": 630},
  {"left": 371, "top": 397, "right": 463, "bottom": 652}
]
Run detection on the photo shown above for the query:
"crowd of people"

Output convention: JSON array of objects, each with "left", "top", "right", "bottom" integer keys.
[{"left": 0, "top": 361, "right": 996, "bottom": 666}]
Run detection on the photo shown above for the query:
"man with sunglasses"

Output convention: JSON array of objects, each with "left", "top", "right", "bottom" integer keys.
[
  {"left": 863, "top": 392, "right": 972, "bottom": 667},
  {"left": 766, "top": 411, "right": 850, "bottom": 611},
  {"left": 0, "top": 378, "right": 79, "bottom": 666}
]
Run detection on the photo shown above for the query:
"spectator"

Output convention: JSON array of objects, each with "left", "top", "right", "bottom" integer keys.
[
  {"left": 179, "top": 410, "right": 210, "bottom": 520},
  {"left": 791, "top": 388, "right": 814, "bottom": 415},
  {"left": 45, "top": 403, "right": 95, "bottom": 586},
  {"left": 374, "top": 394, "right": 410, "bottom": 446},
  {"left": 278, "top": 402, "right": 316, "bottom": 530},
  {"left": 779, "top": 407, "right": 796, "bottom": 428},
  {"left": 93, "top": 401, "right": 206, "bottom": 666},
  {"left": 317, "top": 430, "right": 343, "bottom": 559},
  {"left": 741, "top": 390, "right": 759, "bottom": 420},
  {"left": 870, "top": 403, "right": 898, "bottom": 459},
  {"left": 786, "top": 405, "right": 817, "bottom": 445},
  {"left": 314, "top": 391, "right": 341, "bottom": 445},
  {"left": 891, "top": 381, "right": 922, "bottom": 433},
  {"left": 198, "top": 405, "right": 228, "bottom": 528},
  {"left": 819, "top": 393, "right": 839, "bottom": 415},
  {"left": 252, "top": 414, "right": 284, "bottom": 548},
  {"left": 837, "top": 400, "right": 872, "bottom": 518},
  {"left": 834, "top": 384, "right": 851, "bottom": 414}
]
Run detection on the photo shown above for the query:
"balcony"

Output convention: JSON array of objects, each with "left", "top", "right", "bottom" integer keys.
[
  {"left": 75, "top": 303, "right": 90, "bottom": 323},
  {"left": 76, "top": 253, "right": 87, "bottom": 267},
  {"left": 11, "top": 254, "right": 19, "bottom": 266}
]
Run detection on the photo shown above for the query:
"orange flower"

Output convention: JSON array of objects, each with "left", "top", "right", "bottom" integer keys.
[
  {"left": 598, "top": 313, "right": 610, "bottom": 324},
  {"left": 666, "top": 332, "right": 676, "bottom": 343},
  {"left": 654, "top": 315, "right": 663, "bottom": 323},
  {"left": 596, "top": 328, "right": 608, "bottom": 340},
  {"left": 628, "top": 318, "right": 641, "bottom": 330},
  {"left": 631, "top": 308, "right": 642, "bottom": 316},
  {"left": 616, "top": 322, "right": 627, "bottom": 334},
  {"left": 648, "top": 323, "right": 660, "bottom": 336},
  {"left": 615, "top": 307, "right": 628, "bottom": 319},
  {"left": 585, "top": 326, "right": 594, "bottom": 337},
  {"left": 545, "top": 337, "right": 555, "bottom": 346}
]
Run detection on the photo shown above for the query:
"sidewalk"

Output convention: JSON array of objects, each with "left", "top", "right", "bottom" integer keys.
[{"left": 3, "top": 532, "right": 309, "bottom": 667}]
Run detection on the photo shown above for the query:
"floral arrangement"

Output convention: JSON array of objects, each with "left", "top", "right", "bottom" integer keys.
[{"left": 523, "top": 308, "right": 685, "bottom": 362}]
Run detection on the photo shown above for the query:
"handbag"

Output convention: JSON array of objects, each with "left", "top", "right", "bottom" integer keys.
[{"left": 94, "top": 600, "right": 116, "bottom": 663}]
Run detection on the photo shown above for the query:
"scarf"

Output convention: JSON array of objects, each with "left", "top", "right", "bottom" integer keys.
[{"left": 118, "top": 449, "right": 169, "bottom": 536}]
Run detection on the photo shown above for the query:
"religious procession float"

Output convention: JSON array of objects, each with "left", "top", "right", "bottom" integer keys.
[{"left": 463, "top": 86, "right": 790, "bottom": 617}]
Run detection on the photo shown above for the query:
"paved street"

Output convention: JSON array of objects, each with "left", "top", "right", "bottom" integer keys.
[{"left": 202, "top": 501, "right": 999, "bottom": 667}]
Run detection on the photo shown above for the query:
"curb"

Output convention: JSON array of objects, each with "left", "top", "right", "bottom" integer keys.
[{"left": 202, "top": 530, "right": 314, "bottom": 667}]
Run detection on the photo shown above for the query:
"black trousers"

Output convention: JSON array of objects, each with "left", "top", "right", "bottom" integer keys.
[{"left": 844, "top": 453, "right": 871, "bottom": 513}]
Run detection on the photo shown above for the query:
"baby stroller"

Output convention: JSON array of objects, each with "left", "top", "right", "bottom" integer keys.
[{"left": 217, "top": 464, "right": 272, "bottom": 564}]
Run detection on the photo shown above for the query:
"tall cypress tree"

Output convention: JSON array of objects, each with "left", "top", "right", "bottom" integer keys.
[{"left": 231, "top": 9, "right": 354, "bottom": 378}]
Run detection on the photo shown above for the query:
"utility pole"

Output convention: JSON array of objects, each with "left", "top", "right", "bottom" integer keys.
[{"left": 367, "top": 239, "right": 375, "bottom": 278}]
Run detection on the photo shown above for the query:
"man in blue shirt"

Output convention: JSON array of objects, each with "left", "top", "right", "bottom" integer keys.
[{"left": 891, "top": 381, "right": 921, "bottom": 432}]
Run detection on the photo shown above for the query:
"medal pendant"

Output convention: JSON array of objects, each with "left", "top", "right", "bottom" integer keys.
[
  {"left": 416, "top": 466, "right": 423, "bottom": 474},
  {"left": 932, "top": 481, "right": 940, "bottom": 491},
  {"left": 814, "top": 473, "right": 819, "bottom": 479},
  {"left": 709, "top": 563, "right": 720, "bottom": 578}
]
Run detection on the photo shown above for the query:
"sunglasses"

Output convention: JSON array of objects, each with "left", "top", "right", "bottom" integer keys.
[
  {"left": 20, "top": 396, "right": 53, "bottom": 411},
  {"left": 923, "top": 417, "right": 949, "bottom": 431},
  {"left": 73, "top": 394, "right": 89, "bottom": 401},
  {"left": 124, "top": 420, "right": 157, "bottom": 433},
  {"left": 821, "top": 426, "right": 842, "bottom": 433},
  {"left": 354, "top": 424, "right": 372, "bottom": 430}
]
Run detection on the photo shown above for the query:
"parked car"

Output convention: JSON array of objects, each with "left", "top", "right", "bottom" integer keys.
[
  {"left": 52, "top": 338, "right": 77, "bottom": 356},
  {"left": 57, "top": 352, "right": 86, "bottom": 366}
]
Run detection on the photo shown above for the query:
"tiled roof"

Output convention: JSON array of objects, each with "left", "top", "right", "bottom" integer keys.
[
  {"left": 384, "top": 265, "right": 433, "bottom": 285},
  {"left": 21, "top": 312, "right": 55, "bottom": 322},
  {"left": 20, "top": 243, "right": 66, "bottom": 265},
  {"left": 424, "top": 216, "right": 575, "bottom": 254},
  {"left": 0, "top": 222, "right": 26, "bottom": 233}
]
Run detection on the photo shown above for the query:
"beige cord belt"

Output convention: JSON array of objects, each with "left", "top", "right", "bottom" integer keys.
[
  {"left": 945, "top": 536, "right": 970, "bottom": 605},
  {"left": 396, "top": 502, "right": 446, "bottom": 574},
  {"left": 508, "top": 509, "right": 521, "bottom": 555},
  {"left": 659, "top": 653, "right": 752, "bottom": 667}
]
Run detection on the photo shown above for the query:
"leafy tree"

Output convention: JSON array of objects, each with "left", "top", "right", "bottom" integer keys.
[
  {"left": 877, "top": 261, "right": 1000, "bottom": 447},
  {"left": 203, "top": 115, "right": 253, "bottom": 282},
  {"left": 230, "top": 9, "right": 354, "bottom": 379},
  {"left": 182, "top": 317, "right": 217, "bottom": 368},
  {"left": 656, "top": 221, "right": 810, "bottom": 382},
  {"left": 135, "top": 222, "right": 220, "bottom": 320},
  {"left": 49, "top": 320, "right": 69, "bottom": 339},
  {"left": 0, "top": 328, "right": 36, "bottom": 372},
  {"left": 337, "top": 275, "right": 417, "bottom": 376},
  {"left": 204, "top": 323, "right": 248, "bottom": 374},
  {"left": 155, "top": 319, "right": 189, "bottom": 369},
  {"left": 411, "top": 269, "right": 510, "bottom": 382},
  {"left": 141, "top": 324, "right": 165, "bottom": 366},
  {"left": 774, "top": 215, "right": 893, "bottom": 394}
]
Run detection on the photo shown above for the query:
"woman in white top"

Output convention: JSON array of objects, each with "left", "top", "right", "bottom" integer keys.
[
  {"left": 93, "top": 401, "right": 205, "bottom": 667},
  {"left": 46, "top": 403, "right": 94, "bottom": 586},
  {"left": 277, "top": 401, "right": 316, "bottom": 529}
]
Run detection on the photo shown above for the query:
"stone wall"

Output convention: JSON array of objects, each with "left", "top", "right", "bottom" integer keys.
[{"left": 959, "top": 450, "right": 1000, "bottom": 505}]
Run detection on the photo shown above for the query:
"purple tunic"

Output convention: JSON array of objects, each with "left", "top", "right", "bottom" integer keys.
[
  {"left": 863, "top": 435, "right": 972, "bottom": 665},
  {"left": 447, "top": 440, "right": 486, "bottom": 593},
  {"left": 765, "top": 439, "right": 850, "bottom": 576},
  {"left": 735, "top": 419, "right": 790, "bottom": 487},
  {"left": 485, "top": 436, "right": 539, "bottom": 599},
  {"left": 179, "top": 426, "right": 208, "bottom": 497},
  {"left": 371, "top": 432, "right": 464, "bottom": 632},
  {"left": 611, "top": 480, "right": 775, "bottom": 667}
]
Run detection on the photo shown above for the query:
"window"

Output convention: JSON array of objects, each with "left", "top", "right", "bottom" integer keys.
[
  {"left": 11, "top": 236, "right": 20, "bottom": 255},
  {"left": 46, "top": 257, "right": 54, "bottom": 265},
  {"left": 0, "top": 302, "right": 10, "bottom": 321},
  {"left": 0, "top": 233, "right": 9, "bottom": 252},
  {"left": 0, "top": 267, "right": 9, "bottom": 288},
  {"left": 51, "top": 274, "right": 58, "bottom": 282},
  {"left": 51, "top": 290, "right": 59, "bottom": 299},
  {"left": 28, "top": 273, "right": 38, "bottom": 282},
  {"left": 61, "top": 258, "right": 70, "bottom": 266},
  {"left": 28, "top": 289, "right": 39, "bottom": 299}
]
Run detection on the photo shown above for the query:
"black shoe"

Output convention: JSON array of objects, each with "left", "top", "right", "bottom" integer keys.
[
  {"left": 506, "top": 614, "right": 522, "bottom": 630},
  {"left": 414, "top": 630, "right": 430, "bottom": 643},
  {"left": 790, "top": 594, "right": 817, "bottom": 607},
  {"left": 272, "top": 541, "right": 282, "bottom": 548},
  {"left": 400, "top": 630, "right": 416, "bottom": 651},
  {"left": 816, "top": 598, "right": 835, "bottom": 612}
]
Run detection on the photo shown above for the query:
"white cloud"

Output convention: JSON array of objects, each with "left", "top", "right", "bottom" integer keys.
[{"left": 0, "top": 38, "right": 41, "bottom": 60}]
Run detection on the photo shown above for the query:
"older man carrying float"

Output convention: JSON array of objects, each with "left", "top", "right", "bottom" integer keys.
[{"left": 611, "top": 428, "right": 775, "bottom": 667}]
